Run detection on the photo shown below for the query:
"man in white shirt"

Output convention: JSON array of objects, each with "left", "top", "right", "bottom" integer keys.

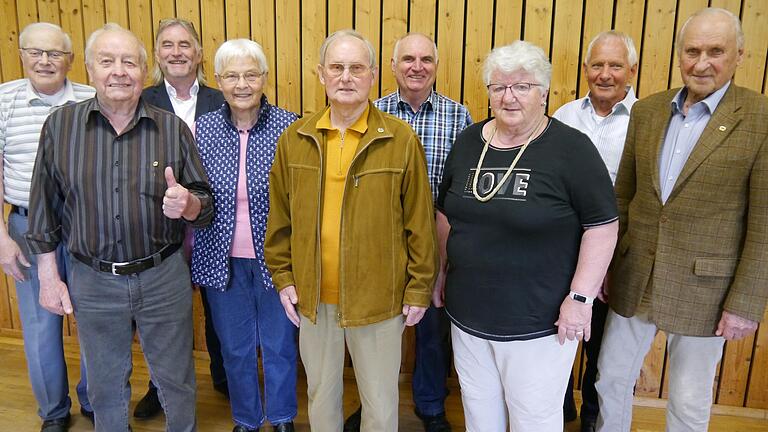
[
  {"left": 0, "top": 22, "right": 95, "bottom": 432},
  {"left": 552, "top": 30, "right": 638, "bottom": 432}
]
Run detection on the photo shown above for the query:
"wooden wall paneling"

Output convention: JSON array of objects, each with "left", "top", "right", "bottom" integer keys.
[
  {"left": 577, "top": 0, "right": 616, "bottom": 98},
  {"left": 716, "top": 336, "right": 755, "bottom": 406},
  {"left": 462, "top": 0, "right": 493, "bottom": 122},
  {"left": 128, "top": 0, "right": 155, "bottom": 82},
  {"left": 104, "top": 0, "right": 129, "bottom": 29},
  {"left": 379, "top": 0, "right": 408, "bottom": 97},
  {"left": 191, "top": 290, "right": 206, "bottom": 352},
  {"left": 736, "top": 0, "right": 768, "bottom": 90},
  {"left": 548, "top": 0, "right": 583, "bottom": 114},
  {"left": 0, "top": 0, "right": 22, "bottom": 81},
  {"left": 522, "top": 0, "right": 553, "bottom": 55},
  {"left": 36, "top": 0, "right": 60, "bottom": 25},
  {"left": 251, "top": 0, "right": 277, "bottom": 104},
  {"left": 635, "top": 332, "right": 666, "bottom": 397},
  {"left": 300, "top": 0, "right": 326, "bottom": 115},
  {"left": 667, "top": 0, "right": 708, "bottom": 90},
  {"left": 7, "top": 277, "right": 20, "bottom": 330},
  {"left": 224, "top": 0, "right": 250, "bottom": 40},
  {"left": 408, "top": 0, "right": 436, "bottom": 38},
  {"left": 275, "top": 0, "right": 301, "bottom": 114},
  {"left": 746, "top": 310, "right": 768, "bottom": 408},
  {"left": 613, "top": 0, "right": 645, "bottom": 73},
  {"left": 16, "top": 0, "right": 39, "bottom": 32},
  {"left": 150, "top": 0, "right": 175, "bottom": 49},
  {"left": 493, "top": 0, "right": 523, "bottom": 47},
  {"left": 59, "top": 0, "right": 87, "bottom": 86},
  {"left": 200, "top": 0, "right": 226, "bottom": 94},
  {"left": 636, "top": 0, "right": 676, "bottom": 98},
  {"left": 354, "top": 0, "right": 382, "bottom": 99},
  {"left": 81, "top": 0, "right": 107, "bottom": 49},
  {"left": 435, "top": 0, "right": 464, "bottom": 102},
  {"left": 176, "top": 0, "right": 200, "bottom": 33},
  {"left": 710, "top": 0, "right": 742, "bottom": 16},
  {"left": 328, "top": 0, "right": 353, "bottom": 33},
  {"left": 0, "top": 275, "right": 12, "bottom": 329}
]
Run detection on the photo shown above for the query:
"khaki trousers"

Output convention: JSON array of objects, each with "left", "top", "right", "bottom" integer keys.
[{"left": 299, "top": 303, "right": 405, "bottom": 432}]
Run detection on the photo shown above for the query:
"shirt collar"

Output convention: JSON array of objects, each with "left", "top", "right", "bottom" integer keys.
[
  {"left": 316, "top": 103, "right": 370, "bottom": 134},
  {"left": 396, "top": 89, "right": 435, "bottom": 112},
  {"left": 24, "top": 79, "right": 77, "bottom": 106},
  {"left": 582, "top": 86, "right": 637, "bottom": 116},
  {"left": 671, "top": 81, "right": 731, "bottom": 115},
  {"left": 87, "top": 97, "right": 156, "bottom": 131},
  {"left": 164, "top": 79, "right": 199, "bottom": 100}
]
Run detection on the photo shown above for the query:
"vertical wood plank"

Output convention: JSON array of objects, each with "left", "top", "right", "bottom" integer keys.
[
  {"left": 523, "top": 0, "right": 553, "bottom": 54},
  {"left": 300, "top": 0, "right": 326, "bottom": 115},
  {"left": 16, "top": 0, "right": 39, "bottom": 31},
  {"left": 150, "top": 0, "right": 176, "bottom": 53},
  {"left": 577, "top": 0, "right": 616, "bottom": 98},
  {"left": 613, "top": 0, "right": 645, "bottom": 62},
  {"left": 81, "top": 0, "right": 106, "bottom": 44},
  {"left": 735, "top": 0, "right": 768, "bottom": 90},
  {"left": 746, "top": 310, "right": 768, "bottom": 408},
  {"left": 408, "top": 0, "right": 436, "bottom": 38},
  {"left": 251, "top": 0, "right": 277, "bottom": 105},
  {"left": 462, "top": 0, "right": 493, "bottom": 122},
  {"left": 328, "top": 0, "right": 353, "bottom": 33},
  {"left": 0, "top": 0, "right": 22, "bottom": 81},
  {"left": 127, "top": 0, "right": 154, "bottom": 84},
  {"left": 37, "top": 0, "right": 60, "bottom": 25},
  {"left": 59, "top": 0, "right": 87, "bottom": 84},
  {"left": 104, "top": 0, "right": 129, "bottom": 28},
  {"left": 710, "top": 0, "right": 742, "bottom": 16},
  {"left": 354, "top": 0, "right": 382, "bottom": 100},
  {"left": 275, "top": 0, "right": 301, "bottom": 114},
  {"left": 548, "top": 0, "right": 583, "bottom": 114},
  {"left": 716, "top": 337, "right": 755, "bottom": 406},
  {"left": 176, "top": 0, "right": 201, "bottom": 34},
  {"left": 380, "top": 0, "right": 408, "bottom": 96},
  {"left": 0, "top": 275, "right": 13, "bottom": 329},
  {"left": 200, "top": 0, "right": 225, "bottom": 89},
  {"left": 224, "top": 0, "right": 250, "bottom": 40},
  {"left": 493, "top": 0, "right": 523, "bottom": 46},
  {"left": 636, "top": 0, "right": 676, "bottom": 97},
  {"left": 7, "top": 278, "right": 20, "bottom": 330},
  {"left": 636, "top": 332, "right": 666, "bottom": 397},
  {"left": 435, "top": 0, "right": 464, "bottom": 101},
  {"left": 668, "top": 0, "right": 709, "bottom": 90}
]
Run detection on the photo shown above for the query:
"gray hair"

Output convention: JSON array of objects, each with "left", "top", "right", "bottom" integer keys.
[
  {"left": 585, "top": 31, "right": 638, "bottom": 67},
  {"left": 19, "top": 22, "right": 72, "bottom": 52},
  {"left": 677, "top": 7, "right": 744, "bottom": 54},
  {"left": 214, "top": 39, "right": 269, "bottom": 75},
  {"left": 483, "top": 41, "right": 552, "bottom": 90},
  {"left": 392, "top": 33, "right": 438, "bottom": 63},
  {"left": 151, "top": 18, "right": 207, "bottom": 85},
  {"left": 319, "top": 29, "right": 377, "bottom": 68},
  {"left": 85, "top": 23, "right": 148, "bottom": 68}
]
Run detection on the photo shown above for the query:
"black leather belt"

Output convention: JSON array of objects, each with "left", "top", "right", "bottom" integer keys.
[
  {"left": 11, "top": 205, "right": 29, "bottom": 217},
  {"left": 72, "top": 244, "right": 181, "bottom": 276}
]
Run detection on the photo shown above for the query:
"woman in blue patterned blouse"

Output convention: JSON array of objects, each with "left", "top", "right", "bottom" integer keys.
[{"left": 190, "top": 39, "right": 299, "bottom": 432}]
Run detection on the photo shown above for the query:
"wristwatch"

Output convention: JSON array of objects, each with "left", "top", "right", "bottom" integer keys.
[{"left": 569, "top": 291, "right": 595, "bottom": 305}]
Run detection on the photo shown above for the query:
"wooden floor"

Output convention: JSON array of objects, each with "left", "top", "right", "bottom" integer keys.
[{"left": 0, "top": 336, "right": 766, "bottom": 431}]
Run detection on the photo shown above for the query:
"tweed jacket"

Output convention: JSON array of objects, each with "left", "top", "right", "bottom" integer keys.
[
  {"left": 610, "top": 84, "right": 768, "bottom": 336},
  {"left": 141, "top": 83, "right": 225, "bottom": 120}
]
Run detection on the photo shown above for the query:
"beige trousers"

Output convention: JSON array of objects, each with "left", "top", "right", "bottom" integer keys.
[{"left": 299, "top": 303, "right": 405, "bottom": 432}]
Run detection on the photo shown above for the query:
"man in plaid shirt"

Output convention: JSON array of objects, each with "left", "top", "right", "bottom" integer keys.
[{"left": 344, "top": 32, "right": 472, "bottom": 432}]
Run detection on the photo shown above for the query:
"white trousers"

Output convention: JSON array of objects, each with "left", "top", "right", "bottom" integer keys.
[
  {"left": 595, "top": 310, "right": 725, "bottom": 432},
  {"left": 451, "top": 324, "right": 578, "bottom": 432}
]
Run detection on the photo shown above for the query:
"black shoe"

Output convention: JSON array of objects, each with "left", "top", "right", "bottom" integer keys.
[
  {"left": 343, "top": 406, "right": 362, "bottom": 432},
  {"left": 273, "top": 422, "right": 294, "bottom": 432},
  {"left": 414, "top": 409, "right": 451, "bottom": 432},
  {"left": 580, "top": 417, "right": 597, "bottom": 432},
  {"left": 133, "top": 387, "right": 162, "bottom": 419},
  {"left": 41, "top": 413, "right": 71, "bottom": 432},
  {"left": 232, "top": 426, "right": 258, "bottom": 432},
  {"left": 563, "top": 397, "right": 577, "bottom": 422},
  {"left": 213, "top": 381, "right": 230, "bottom": 399},
  {"left": 80, "top": 406, "right": 94, "bottom": 425}
]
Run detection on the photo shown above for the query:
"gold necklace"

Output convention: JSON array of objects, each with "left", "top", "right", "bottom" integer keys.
[{"left": 472, "top": 117, "right": 547, "bottom": 202}]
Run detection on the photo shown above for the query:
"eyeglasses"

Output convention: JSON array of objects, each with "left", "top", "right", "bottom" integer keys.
[
  {"left": 324, "top": 63, "right": 370, "bottom": 77},
  {"left": 218, "top": 71, "right": 265, "bottom": 85},
  {"left": 487, "top": 82, "right": 542, "bottom": 98},
  {"left": 20, "top": 48, "right": 71, "bottom": 61}
]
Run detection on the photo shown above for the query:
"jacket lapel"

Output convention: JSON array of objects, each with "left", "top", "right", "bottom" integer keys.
[
  {"left": 646, "top": 93, "right": 673, "bottom": 201},
  {"left": 195, "top": 86, "right": 210, "bottom": 120}
]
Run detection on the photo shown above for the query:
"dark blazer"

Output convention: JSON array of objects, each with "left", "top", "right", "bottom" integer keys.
[
  {"left": 142, "top": 83, "right": 225, "bottom": 121},
  {"left": 610, "top": 84, "right": 768, "bottom": 336}
]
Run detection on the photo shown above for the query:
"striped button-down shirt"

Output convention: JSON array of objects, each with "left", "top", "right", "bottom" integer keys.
[
  {"left": 375, "top": 90, "right": 472, "bottom": 201},
  {"left": 26, "top": 97, "right": 213, "bottom": 262}
]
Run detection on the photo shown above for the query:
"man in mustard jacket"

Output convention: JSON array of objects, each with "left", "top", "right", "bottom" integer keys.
[
  {"left": 596, "top": 8, "right": 768, "bottom": 432},
  {"left": 264, "top": 29, "right": 437, "bottom": 432}
]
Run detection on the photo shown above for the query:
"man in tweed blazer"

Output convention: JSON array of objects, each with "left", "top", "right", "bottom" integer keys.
[{"left": 596, "top": 8, "right": 768, "bottom": 432}]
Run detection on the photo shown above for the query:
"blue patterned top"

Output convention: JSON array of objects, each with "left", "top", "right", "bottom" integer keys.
[
  {"left": 375, "top": 90, "right": 472, "bottom": 201},
  {"left": 191, "top": 96, "right": 298, "bottom": 290}
]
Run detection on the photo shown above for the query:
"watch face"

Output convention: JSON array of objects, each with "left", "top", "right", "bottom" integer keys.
[{"left": 573, "top": 293, "right": 587, "bottom": 303}]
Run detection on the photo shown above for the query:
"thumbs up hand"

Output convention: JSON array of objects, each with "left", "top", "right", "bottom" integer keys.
[{"left": 163, "top": 166, "right": 191, "bottom": 219}]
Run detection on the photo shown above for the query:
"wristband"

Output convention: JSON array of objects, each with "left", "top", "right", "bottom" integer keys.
[{"left": 569, "top": 290, "right": 594, "bottom": 305}]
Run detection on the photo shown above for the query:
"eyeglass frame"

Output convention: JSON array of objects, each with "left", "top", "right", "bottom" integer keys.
[
  {"left": 486, "top": 82, "right": 544, "bottom": 98},
  {"left": 19, "top": 48, "right": 72, "bottom": 61},
  {"left": 322, "top": 62, "right": 373, "bottom": 78},
  {"left": 216, "top": 70, "right": 266, "bottom": 85}
]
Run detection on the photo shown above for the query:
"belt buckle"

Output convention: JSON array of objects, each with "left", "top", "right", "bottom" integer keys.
[{"left": 111, "top": 261, "right": 130, "bottom": 275}]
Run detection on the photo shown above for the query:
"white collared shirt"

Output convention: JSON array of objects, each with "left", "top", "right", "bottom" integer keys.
[
  {"left": 553, "top": 87, "right": 638, "bottom": 184},
  {"left": 165, "top": 79, "right": 199, "bottom": 130}
]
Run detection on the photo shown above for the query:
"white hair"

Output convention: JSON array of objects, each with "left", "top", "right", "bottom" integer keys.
[
  {"left": 677, "top": 7, "right": 744, "bottom": 54},
  {"left": 483, "top": 41, "right": 552, "bottom": 90},
  {"left": 214, "top": 39, "right": 269, "bottom": 75},
  {"left": 319, "top": 29, "right": 377, "bottom": 68},
  {"left": 85, "top": 23, "right": 148, "bottom": 67},
  {"left": 585, "top": 31, "right": 638, "bottom": 67},
  {"left": 19, "top": 22, "right": 72, "bottom": 52},
  {"left": 392, "top": 33, "right": 438, "bottom": 63}
]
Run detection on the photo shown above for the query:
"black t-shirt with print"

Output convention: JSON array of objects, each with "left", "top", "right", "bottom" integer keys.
[{"left": 436, "top": 117, "right": 617, "bottom": 341}]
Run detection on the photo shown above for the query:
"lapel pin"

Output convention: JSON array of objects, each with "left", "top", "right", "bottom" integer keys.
[
  {"left": 152, "top": 161, "right": 159, "bottom": 167},
  {"left": 718, "top": 126, "right": 727, "bottom": 132},
  {"left": 377, "top": 128, "right": 384, "bottom": 133}
]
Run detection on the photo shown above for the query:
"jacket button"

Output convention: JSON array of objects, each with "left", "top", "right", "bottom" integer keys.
[
  {"left": 648, "top": 249, "right": 656, "bottom": 256},
  {"left": 660, "top": 215, "right": 668, "bottom": 223}
]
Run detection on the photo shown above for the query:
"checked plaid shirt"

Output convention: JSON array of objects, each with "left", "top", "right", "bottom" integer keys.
[{"left": 375, "top": 90, "right": 472, "bottom": 202}]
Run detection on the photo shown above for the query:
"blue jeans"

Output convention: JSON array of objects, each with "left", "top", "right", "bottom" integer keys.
[
  {"left": 205, "top": 258, "right": 298, "bottom": 429},
  {"left": 8, "top": 211, "right": 91, "bottom": 420},
  {"left": 411, "top": 304, "right": 451, "bottom": 415},
  {"left": 68, "top": 249, "right": 196, "bottom": 432}
]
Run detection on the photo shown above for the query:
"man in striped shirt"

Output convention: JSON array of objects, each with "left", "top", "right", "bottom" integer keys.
[
  {"left": 26, "top": 23, "right": 213, "bottom": 432},
  {"left": 0, "top": 22, "right": 95, "bottom": 432}
]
